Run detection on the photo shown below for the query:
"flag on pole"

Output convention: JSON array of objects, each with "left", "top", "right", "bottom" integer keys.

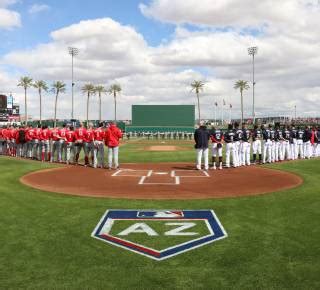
[
  {"left": 214, "top": 102, "right": 218, "bottom": 107},
  {"left": 223, "top": 99, "right": 226, "bottom": 106},
  {"left": 230, "top": 104, "right": 232, "bottom": 109}
]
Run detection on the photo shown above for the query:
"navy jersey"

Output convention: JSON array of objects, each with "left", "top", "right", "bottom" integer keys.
[
  {"left": 262, "top": 129, "right": 271, "bottom": 141},
  {"left": 242, "top": 129, "right": 251, "bottom": 142},
  {"left": 224, "top": 130, "right": 235, "bottom": 143},
  {"left": 210, "top": 129, "right": 223, "bottom": 143},
  {"left": 234, "top": 129, "right": 243, "bottom": 141},
  {"left": 270, "top": 129, "right": 275, "bottom": 141},
  {"left": 275, "top": 129, "right": 283, "bottom": 141},
  {"left": 252, "top": 129, "right": 262, "bottom": 141},
  {"left": 283, "top": 129, "right": 291, "bottom": 140},
  {"left": 291, "top": 129, "right": 297, "bottom": 139},
  {"left": 296, "top": 129, "right": 304, "bottom": 140},
  {"left": 317, "top": 131, "right": 320, "bottom": 144},
  {"left": 303, "top": 130, "right": 312, "bottom": 142}
]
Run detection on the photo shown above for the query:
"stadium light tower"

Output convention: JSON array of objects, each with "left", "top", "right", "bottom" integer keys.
[
  {"left": 248, "top": 46, "right": 258, "bottom": 123},
  {"left": 68, "top": 47, "right": 79, "bottom": 119}
]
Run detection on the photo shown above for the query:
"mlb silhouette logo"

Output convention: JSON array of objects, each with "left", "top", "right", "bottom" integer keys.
[{"left": 92, "top": 210, "right": 227, "bottom": 260}]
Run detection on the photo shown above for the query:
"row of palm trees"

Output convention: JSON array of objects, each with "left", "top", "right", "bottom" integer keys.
[
  {"left": 17, "top": 77, "right": 122, "bottom": 127},
  {"left": 191, "top": 79, "right": 250, "bottom": 124}
]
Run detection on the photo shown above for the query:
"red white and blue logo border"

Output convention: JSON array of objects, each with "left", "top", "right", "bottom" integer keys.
[{"left": 91, "top": 210, "right": 228, "bottom": 261}]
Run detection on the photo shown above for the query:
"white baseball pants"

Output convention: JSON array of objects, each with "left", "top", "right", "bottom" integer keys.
[{"left": 196, "top": 148, "right": 209, "bottom": 170}]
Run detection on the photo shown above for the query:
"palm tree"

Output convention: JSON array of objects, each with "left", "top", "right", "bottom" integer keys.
[
  {"left": 234, "top": 80, "right": 250, "bottom": 124},
  {"left": 191, "top": 80, "right": 205, "bottom": 124},
  {"left": 108, "top": 84, "right": 122, "bottom": 123},
  {"left": 33, "top": 80, "right": 48, "bottom": 125},
  {"left": 82, "top": 83, "right": 95, "bottom": 126},
  {"left": 94, "top": 85, "right": 106, "bottom": 122},
  {"left": 51, "top": 81, "right": 66, "bottom": 127},
  {"left": 17, "top": 76, "right": 33, "bottom": 125}
]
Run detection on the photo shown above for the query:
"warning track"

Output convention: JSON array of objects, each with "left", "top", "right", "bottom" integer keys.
[{"left": 20, "top": 163, "right": 303, "bottom": 200}]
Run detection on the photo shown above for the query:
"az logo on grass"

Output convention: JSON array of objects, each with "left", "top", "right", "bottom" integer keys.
[{"left": 91, "top": 210, "right": 227, "bottom": 260}]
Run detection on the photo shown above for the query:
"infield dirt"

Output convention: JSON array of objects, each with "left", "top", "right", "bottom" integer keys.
[{"left": 20, "top": 163, "right": 303, "bottom": 199}]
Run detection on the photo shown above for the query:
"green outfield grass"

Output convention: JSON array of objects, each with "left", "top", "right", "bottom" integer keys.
[{"left": 0, "top": 141, "right": 320, "bottom": 289}]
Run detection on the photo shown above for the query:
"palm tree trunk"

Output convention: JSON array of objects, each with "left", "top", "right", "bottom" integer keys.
[
  {"left": 54, "top": 91, "right": 58, "bottom": 128},
  {"left": 241, "top": 90, "right": 244, "bottom": 124},
  {"left": 24, "top": 88, "right": 27, "bottom": 125},
  {"left": 197, "top": 92, "right": 201, "bottom": 124},
  {"left": 87, "top": 92, "right": 90, "bottom": 127},
  {"left": 39, "top": 88, "right": 42, "bottom": 125},
  {"left": 114, "top": 92, "right": 117, "bottom": 123},
  {"left": 99, "top": 93, "right": 102, "bottom": 122}
]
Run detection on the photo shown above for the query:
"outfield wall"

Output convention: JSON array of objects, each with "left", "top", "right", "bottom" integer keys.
[{"left": 131, "top": 105, "right": 195, "bottom": 127}]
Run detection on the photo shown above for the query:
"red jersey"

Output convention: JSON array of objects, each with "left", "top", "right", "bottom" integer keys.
[
  {"left": 51, "top": 128, "right": 60, "bottom": 141},
  {"left": 15, "top": 129, "right": 21, "bottom": 144},
  {"left": 85, "top": 128, "right": 95, "bottom": 142},
  {"left": 104, "top": 124, "right": 122, "bottom": 147},
  {"left": 59, "top": 128, "right": 68, "bottom": 140},
  {"left": 74, "top": 127, "right": 87, "bottom": 141},
  {"left": 94, "top": 128, "right": 105, "bottom": 141},
  {"left": 34, "top": 128, "right": 42, "bottom": 140},
  {"left": 65, "top": 130, "right": 75, "bottom": 143},
  {"left": 25, "top": 128, "right": 35, "bottom": 142},
  {"left": 41, "top": 128, "right": 51, "bottom": 141},
  {"left": 9, "top": 128, "right": 17, "bottom": 139}
]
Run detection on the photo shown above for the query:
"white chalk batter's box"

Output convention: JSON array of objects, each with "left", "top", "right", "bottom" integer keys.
[{"left": 111, "top": 169, "right": 210, "bottom": 185}]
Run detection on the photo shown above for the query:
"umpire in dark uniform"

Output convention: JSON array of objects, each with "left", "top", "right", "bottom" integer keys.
[{"left": 194, "top": 121, "right": 210, "bottom": 170}]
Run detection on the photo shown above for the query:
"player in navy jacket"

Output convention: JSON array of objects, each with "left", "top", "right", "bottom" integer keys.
[{"left": 194, "top": 121, "right": 210, "bottom": 170}]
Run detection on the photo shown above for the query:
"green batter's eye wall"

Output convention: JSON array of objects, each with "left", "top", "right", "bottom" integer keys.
[{"left": 131, "top": 105, "right": 195, "bottom": 127}]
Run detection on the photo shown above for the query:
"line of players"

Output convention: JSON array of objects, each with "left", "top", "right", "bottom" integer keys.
[
  {"left": 209, "top": 123, "right": 320, "bottom": 169},
  {"left": 0, "top": 122, "right": 123, "bottom": 169}
]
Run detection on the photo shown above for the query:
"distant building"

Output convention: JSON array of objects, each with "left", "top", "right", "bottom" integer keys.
[{"left": 0, "top": 94, "right": 20, "bottom": 122}]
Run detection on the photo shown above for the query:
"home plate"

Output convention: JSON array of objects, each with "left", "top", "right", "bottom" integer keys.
[{"left": 154, "top": 172, "right": 169, "bottom": 175}]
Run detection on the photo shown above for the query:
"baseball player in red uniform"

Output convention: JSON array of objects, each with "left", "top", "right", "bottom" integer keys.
[
  {"left": 104, "top": 122, "right": 122, "bottom": 169},
  {"left": 2, "top": 126, "right": 9, "bottom": 155},
  {"left": 0, "top": 127, "right": 4, "bottom": 155},
  {"left": 59, "top": 124, "right": 68, "bottom": 162},
  {"left": 25, "top": 125, "right": 36, "bottom": 158},
  {"left": 40, "top": 125, "right": 51, "bottom": 161},
  {"left": 74, "top": 122, "right": 87, "bottom": 165},
  {"left": 94, "top": 122, "right": 105, "bottom": 168},
  {"left": 33, "top": 125, "right": 42, "bottom": 160},
  {"left": 84, "top": 123, "right": 95, "bottom": 167},
  {"left": 50, "top": 126, "right": 61, "bottom": 162},
  {"left": 65, "top": 126, "right": 76, "bottom": 164}
]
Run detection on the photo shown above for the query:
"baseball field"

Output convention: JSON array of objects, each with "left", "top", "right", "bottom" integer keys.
[{"left": 1, "top": 139, "right": 320, "bottom": 289}]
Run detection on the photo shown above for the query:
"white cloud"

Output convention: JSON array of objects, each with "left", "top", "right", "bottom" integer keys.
[
  {"left": 0, "top": 0, "right": 20, "bottom": 29},
  {"left": 2, "top": 6, "right": 320, "bottom": 121},
  {"left": 28, "top": 3, "right": 50, "bottom": 14}
]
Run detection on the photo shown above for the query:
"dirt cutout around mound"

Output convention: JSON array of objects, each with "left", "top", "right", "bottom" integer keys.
[
  {"left": 21, "top": 163, "right": 303, "bottom": 200},
  {"left": 147, "top": 146, "right": 178, "bottom": 151}
]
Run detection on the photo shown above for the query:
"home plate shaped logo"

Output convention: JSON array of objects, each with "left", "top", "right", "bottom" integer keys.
[{"left": 91, "top": 210, "right": 227, "bottom": 260}]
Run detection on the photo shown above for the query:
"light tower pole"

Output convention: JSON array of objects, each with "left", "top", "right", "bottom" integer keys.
[
  {"left": 248, "top": 46, "right": 258, "bottom": 124},
  {"left": 68, "top": 47, "right": 79, "bottom": 119}
]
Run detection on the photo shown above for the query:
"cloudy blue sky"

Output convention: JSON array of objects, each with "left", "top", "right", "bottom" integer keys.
[{"left": 0, "top": 0, "right": 320, "bottom": 121}]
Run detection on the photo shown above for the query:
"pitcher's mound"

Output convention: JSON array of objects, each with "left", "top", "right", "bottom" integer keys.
[
  {"left": 147, "top": 146, "right": 178, "bottom": 151},
  {"left": 20, "top": 163, "right": 302, "bottom": 200}
]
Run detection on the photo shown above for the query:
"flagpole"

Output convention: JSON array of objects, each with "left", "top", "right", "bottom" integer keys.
[
  {"left": 214, "top": 103, "right": 217, "bottom": 125},
  {"left": 229, "top": 105, "right": 232, "bottom": 123}
]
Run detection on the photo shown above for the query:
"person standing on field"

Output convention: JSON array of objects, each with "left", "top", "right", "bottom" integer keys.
[
  {"left": 104, "top": 122, "right": 123, "bottom": 170},
  {"left": 74, "top": 122, "right": 87, "bottom": 165},
  {"left": 94, "top": 122, "right": 105, "bottom": 168},
  {"left": 194, "top": 121, "right": 210, "bottom": 170}
]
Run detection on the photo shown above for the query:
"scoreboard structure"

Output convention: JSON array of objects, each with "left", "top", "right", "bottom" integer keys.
[{"left": 127, "top": 105, "right": 195, "bottom": 132}]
